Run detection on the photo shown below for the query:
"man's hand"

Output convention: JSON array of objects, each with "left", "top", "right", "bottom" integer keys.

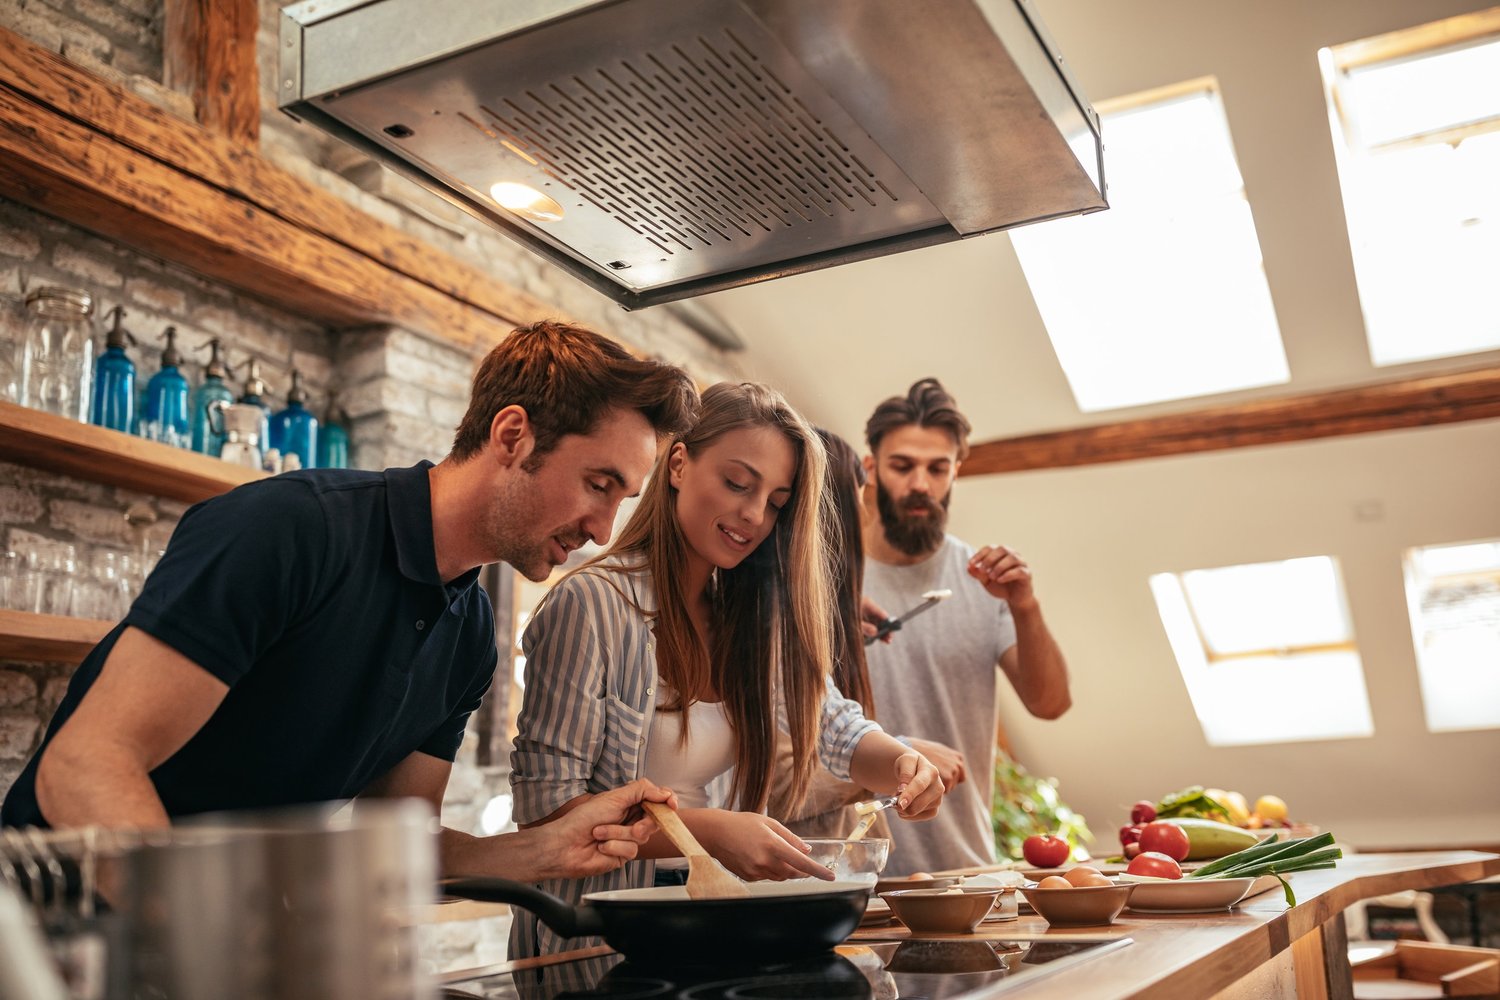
[
  {"left": 691, "top": 811, "right": 835, "bottom": 882},
  {"left": 906, "top": 737, "right": 965, "bottom": 789},
  {"left": 891, "top": 751, "right": 944, "bottom": 821},
  {"left": 540, "top": 780, "right": 679, "bottom": 879},
  {"left": 859, "top": 594, "right": 894, "bottom": 643},
  {"left": 968, "top": 545, "right": 1036, "bottom": 608}
]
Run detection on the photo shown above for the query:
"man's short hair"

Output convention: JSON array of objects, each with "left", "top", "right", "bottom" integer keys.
[
  {"left": 450, "top": 321, "right": 698, "bottom": 462},
  {"left": 864, "top": 377, "right": 972, "bottom": 460}
]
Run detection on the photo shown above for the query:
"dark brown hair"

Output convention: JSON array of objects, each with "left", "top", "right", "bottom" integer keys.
[
  {"left": 817, "top": 428, "right": 875, "bottom": 718},
  {"left": 449, "top": 321, "right": 698, "bottom": 462},
  {"left": 864, "top": 377, "right": 972, "bottom": 459}
]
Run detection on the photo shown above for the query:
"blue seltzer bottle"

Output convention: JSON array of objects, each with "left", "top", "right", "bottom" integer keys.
[
  {"left": 90, "top": 305, "right": 136, "bottom": 432},
  {"left": 269, "top": 369, "right": 319, "bottom": 471},
  {"left": 190, "top": 338, "right": 235, "bottom": 456},
  {"left": 142, "top": 326, "right": 191, "bottom": 448}
]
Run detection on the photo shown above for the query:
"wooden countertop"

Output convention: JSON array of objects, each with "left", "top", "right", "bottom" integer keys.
[
  {"left": 498, "top": 851, "right": 1497, "bottom": 999},
  {"left": 862, "top": 851, "right": 1498, "bottom": 999}
]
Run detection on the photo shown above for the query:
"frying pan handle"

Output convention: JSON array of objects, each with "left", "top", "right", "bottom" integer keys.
[{"left": 440, "top": 877, "right": 606, "bottom": 939}]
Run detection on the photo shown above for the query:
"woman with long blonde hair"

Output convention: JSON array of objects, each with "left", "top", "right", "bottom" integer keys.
[{"left": 509, "top": 382, "right": 943, "bottom": 960}]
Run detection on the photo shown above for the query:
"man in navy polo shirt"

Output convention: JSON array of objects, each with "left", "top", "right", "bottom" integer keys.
[{"left": 2, "top": 321, "right": 699, "bottom": 882}]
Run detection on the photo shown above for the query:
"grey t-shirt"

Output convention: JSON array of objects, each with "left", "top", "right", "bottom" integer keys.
[{"left": 864, "top": 535, "right": 1016, "bottom": 876}]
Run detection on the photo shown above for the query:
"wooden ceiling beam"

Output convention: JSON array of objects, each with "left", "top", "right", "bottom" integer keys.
[
  {"left": 163, "top": 0, "right": 259, "bottom": 145},
  {"left": 0, "top": 26, "right": 566, "bottom": 344},
  {"left": 0, "top": 83, "right": 510, "bottom": 345},
  {"left": 959, "top": 366, "right": 1500, "bottom": 477}
]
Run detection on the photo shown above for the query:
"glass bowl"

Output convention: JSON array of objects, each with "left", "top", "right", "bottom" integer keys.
[{"left": 800, "top": 838, "right": 891, "bottom": 886}]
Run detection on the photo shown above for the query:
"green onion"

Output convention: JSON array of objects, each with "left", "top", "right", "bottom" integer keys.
[
  {"left": 1183, "top": 832, "right": 1342, "bottom": 906},
  {"left": 1186, "top": 832, "right": 1336, "bottom": 879}
]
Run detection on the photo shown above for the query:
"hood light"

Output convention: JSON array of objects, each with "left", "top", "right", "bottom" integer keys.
[{"left": 489, "top": 182, "right": 564, "bottom": 222}]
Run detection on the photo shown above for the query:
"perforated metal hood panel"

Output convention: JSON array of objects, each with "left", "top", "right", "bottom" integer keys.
[{"left": 281, "top": 0, "right": 1106, "bottom": 309}]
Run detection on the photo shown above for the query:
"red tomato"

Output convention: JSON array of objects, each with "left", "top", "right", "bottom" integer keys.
[
  {"left": 1138, "top": 822, "right": 1191, "bottom": 862},
  {"left": 1123, "top": 842, "right": 1142, "bottom": 860},
  {"left": 1022, "top": 834, "right": 1071, "bottom": 868},
  {"left": 1118, "top": 824, "right": 1142, "bottom": 847},
  {"left": 1126, "top": 851, "right": 1182, "bottom": 879},
  {"left": 1130, "top": 800, "right": 1157, "bottom": 825}
]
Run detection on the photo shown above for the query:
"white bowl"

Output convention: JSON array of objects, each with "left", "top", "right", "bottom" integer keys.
[{"left": 1121, "top": 876, "right": 1258, "bottom": 912}]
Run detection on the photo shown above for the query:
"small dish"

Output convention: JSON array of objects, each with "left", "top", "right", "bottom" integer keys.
[
  {"left": 1017, "top": 883, "right": 1134, "bottom": 926},
  {"left": 800, "top": 839, "right": 890, "bottom": 888},
  {"left": 881, "top": 887, "right": 1002, "bottom": 934},
  {"left": 875, "top": 874, "right": 960, "bottom": 895},
  {"left": 980, "top": 887, "right": 1019, "bottom": 922},
  {"left": 1121, "top": 876, "right": 1257, "bottom": 913}
]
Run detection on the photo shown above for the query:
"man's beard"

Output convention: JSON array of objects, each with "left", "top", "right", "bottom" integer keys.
[
  {"left": 485, "top": 468, "right": 586, "bottom": 582},
  {"left": 875, "top": 476, "right": 949, "bottom": 557}
]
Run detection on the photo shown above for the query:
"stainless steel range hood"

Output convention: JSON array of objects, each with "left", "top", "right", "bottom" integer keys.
[{"left": 280, "top": 0, "right": 1105, "bottom": 310}]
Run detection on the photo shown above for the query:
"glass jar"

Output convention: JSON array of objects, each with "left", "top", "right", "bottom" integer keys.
[
  {"left": 0, "top": 298, "right": 21, "bottom": 404},
  {"left": 21, "top": 286, "right": 95, "bottom": 421}
]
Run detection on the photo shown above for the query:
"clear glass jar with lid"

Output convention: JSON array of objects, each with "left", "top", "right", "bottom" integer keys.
[{"left": 21, "top": 285, "right": 96, "bottom": 421}]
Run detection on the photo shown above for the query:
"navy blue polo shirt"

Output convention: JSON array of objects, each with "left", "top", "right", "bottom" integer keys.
[{"left": 2, "top": 463, "right": 496, "bottom": 828}]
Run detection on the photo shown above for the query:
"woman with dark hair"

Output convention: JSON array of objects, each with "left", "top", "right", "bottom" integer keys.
[{"left": 766, "top": 429, "right": 891, "bottom": 839}]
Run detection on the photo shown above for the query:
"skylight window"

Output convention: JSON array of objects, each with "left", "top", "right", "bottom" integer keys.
[
  {"left": 1010, "top": 78, "right": 1288, "bottom": 412},
  {"left": 1150, "top": 557, "right": 1374, "bottom": 746},
  {"left": 1403, "top": 539, "right": 1500, "bottom": 732},
  {"left": 1321, "top": 11, "right": 1500, "bottom": 366}
]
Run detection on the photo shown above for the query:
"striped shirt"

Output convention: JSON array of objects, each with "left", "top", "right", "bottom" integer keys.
[{"left": 508, "top": 558, "right": 881, "bottom": 960}]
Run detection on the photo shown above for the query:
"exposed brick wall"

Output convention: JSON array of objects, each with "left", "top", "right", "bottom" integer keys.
[{"left": 0, "top": 194, "right": 338, "bottom": 797}]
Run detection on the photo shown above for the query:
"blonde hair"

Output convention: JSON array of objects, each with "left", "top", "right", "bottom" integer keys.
[{"left": 581, "top": 382, "right": 834, "bottom": 812}]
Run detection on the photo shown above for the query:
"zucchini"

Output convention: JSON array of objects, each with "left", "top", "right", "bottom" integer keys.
[{"left": 1160, "top": 818, "right": 1263, "bottom": 860}]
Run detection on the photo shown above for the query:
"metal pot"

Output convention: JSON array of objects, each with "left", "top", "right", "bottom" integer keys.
[
  {"left": 118, "top": 800, "right": 436, "bottom": 1000},
  {"left": 442, "top": 877, "right": 869, "bottom": 965}
]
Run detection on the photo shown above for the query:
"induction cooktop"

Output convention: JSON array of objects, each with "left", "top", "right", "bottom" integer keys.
[{"left": 442, "top": 936, "right": 1132, "bottom": 1000}]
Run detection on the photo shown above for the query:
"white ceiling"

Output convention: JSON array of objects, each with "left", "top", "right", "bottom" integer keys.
[{"left": 706, "top": 0, "right": 1500, "bottom": 450}]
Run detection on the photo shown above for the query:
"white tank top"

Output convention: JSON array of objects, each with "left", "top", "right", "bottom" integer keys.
[{"left": 643, "top": 694, "right": 736, "bottom": 809}]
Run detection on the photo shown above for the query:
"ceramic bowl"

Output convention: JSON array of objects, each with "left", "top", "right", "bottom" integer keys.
[
  {"left": 1018, "top": 883, "right": 1135, "bottom": 926},
  {"left": 880, "top": 887, "right": 1002, "bottom": 934},
  {"left": 801, "top": 839, "right": 891, "bottom": 887}
]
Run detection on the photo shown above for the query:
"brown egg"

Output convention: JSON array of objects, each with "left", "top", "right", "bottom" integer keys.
[
  {"left": 1063, "top": 865, "right": 1103, "bottom": 887},
  {"left": 907, "top": 871, "right": 934, "bottom": 881},
  {"left": 1037, "top": 875, "right": 1072, "bottom": 890},
  {"left": 1074, "top": 873, "right": 1114, "bottom": 888}
]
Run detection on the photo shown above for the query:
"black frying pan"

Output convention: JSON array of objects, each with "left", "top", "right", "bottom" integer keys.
[{"left": 441, "top": 877, "right": 870, "bottom": 964}]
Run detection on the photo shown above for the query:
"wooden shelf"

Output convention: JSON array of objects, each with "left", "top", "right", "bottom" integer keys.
[
  {"left": 0, "top": 400, "right": 263, "bottom": 503},
  {"left": 0, "top": 609, "right": 112, "bottom": 663}
]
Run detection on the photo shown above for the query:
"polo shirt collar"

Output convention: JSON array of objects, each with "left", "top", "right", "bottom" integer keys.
[{"left": 385, "top": 462, "right": 450, "bottom": 587}]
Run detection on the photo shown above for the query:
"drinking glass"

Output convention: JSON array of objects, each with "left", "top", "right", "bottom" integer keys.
[
  {"left": 0, "top": 548, "right": 19, "bottom": 609},
  {"left": 41, "top": 546, "right": 76, "bottom": 617}
]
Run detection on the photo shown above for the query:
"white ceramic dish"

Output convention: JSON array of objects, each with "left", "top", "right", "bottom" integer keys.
[{"left": 1120, "top": 875, "right": 1258, "bottom": 912}]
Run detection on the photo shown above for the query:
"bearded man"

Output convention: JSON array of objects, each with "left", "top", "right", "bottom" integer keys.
[{"left": 861, "top": 378, "right": 1071, "bottom": 876}]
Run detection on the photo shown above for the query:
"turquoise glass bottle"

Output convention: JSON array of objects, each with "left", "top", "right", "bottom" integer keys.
[
  {"left": 142, "top": 326, "right": 191, "bottom": 448},
  {"left": 270, "top": 369, "right": 319, "bottom": 471},
  {"left": 237, "top": 357, "right": 272, "bottom": 454},
  {"left": 190, "top": 338, "right": 235, "bottom": 456},
  {"left": 318, "top": 391, "right": 351, "bottom": 470},
  {"left": 90, "top": 306, "right": 136, "bottom": 432}
]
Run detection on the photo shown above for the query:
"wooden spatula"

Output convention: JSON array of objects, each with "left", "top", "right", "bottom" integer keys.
[{"left": 641, "top": 801, "right": 750, "bottom": 899}]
